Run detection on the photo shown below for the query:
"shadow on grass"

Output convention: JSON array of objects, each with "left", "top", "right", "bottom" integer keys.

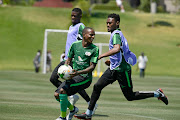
[
  {"left": 147, "top": 21, "right": 174, "bottom": 27},
  {"left": 93, "top": 114, "right": 109, "bottom": 117}
]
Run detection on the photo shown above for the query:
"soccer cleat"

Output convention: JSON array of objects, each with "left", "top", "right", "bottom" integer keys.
[
  {"left": 66, "top": 106, "right": 79, "bottom": 120},
  {"left": 156, "top": 88, "right": 168, "bottom": 105},
  {"left": 74, "top": 113, "right": 92, "bottom": 120},
  {"left": 92, "top": 104, "right": 98, "bottom": 115},
  {"left": 55, "top": 116, "right": 66, "bottom": 120},
  {"left": 69, "top": 94, "right": 79, "bottom": 105}
]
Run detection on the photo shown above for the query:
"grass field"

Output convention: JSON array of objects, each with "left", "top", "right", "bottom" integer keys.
[
  {"left": 0, "top": 70, "right": 180, "bottom": 120},
  {"left": 0, "top": 5, "right": 180, "bottom": 120}
]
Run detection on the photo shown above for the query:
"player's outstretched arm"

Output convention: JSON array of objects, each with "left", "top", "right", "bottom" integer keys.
[{"left": 98, "top": 44, "right": 120, "bottom": 60}]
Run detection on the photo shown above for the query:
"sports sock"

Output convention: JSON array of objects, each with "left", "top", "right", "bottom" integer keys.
[
  {"left": 86, "top": 109, "right": 93, "bottom": 116},
  {"left": 154, "top": 91, "right": 160, "bottom": 97},
  {"left": 59, "top": 94, "right": 68, "bottom": 118},
  {"left": 67, "top": 100, "right": 74, "bottom": 111}
]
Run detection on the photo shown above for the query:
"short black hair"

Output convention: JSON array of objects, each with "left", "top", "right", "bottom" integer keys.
[
  {"left": 82, "top": 27, "right": 94, "bottom": 35},
  {"left": 38, "top": 50, "right": 41, "bottom": 53},
  {"left": 108, "top": 13, "right": 120, "bottom": 23},
  {"left": 72, "top": 8, "right": 82, "bottom": 16}
]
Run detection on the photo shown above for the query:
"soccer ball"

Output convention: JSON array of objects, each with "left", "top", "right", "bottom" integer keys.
[{"left": 58, "top": 65, "right": 73, "bottom": 80}]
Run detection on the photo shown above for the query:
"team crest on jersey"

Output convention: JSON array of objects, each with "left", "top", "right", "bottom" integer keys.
[
  {"left": 78, "top": 56, "right": 83, "bottom": 61},
  {"left": 85, "top": 52, "right": 91, "bottom": 56}
]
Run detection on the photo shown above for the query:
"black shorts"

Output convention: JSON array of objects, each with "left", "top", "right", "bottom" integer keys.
[
  {"left": 96, "top": 68, "right": 133, "bottom": 90},
  {"left": 55, "top": 75, "right": 92, "bottom": 96}
]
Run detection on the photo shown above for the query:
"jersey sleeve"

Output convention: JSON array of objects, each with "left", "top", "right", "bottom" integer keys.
[
  {"left": 112, "top": 33, "right": 121, "bottom": 45},
  {"left": 67, "top": 43, "right": 75, "bottom": 58},
  {"left": 90, "top": 47, "right": 99, "bottom": 64},
  {"left": 77, "top": 24, "right": 85, "bottom": 40}
]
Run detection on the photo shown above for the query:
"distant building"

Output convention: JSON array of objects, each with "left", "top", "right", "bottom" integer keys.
[
  {"left": 156, "top": 0, "right": 180, "bottom": 13},
  {"left": 126, "top": 0, "right": 180, "bottom": 13},
  {"left": 163, "top": 0, "right": 180, "bottom": 13}
]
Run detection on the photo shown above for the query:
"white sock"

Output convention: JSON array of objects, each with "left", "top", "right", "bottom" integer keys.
[{"left": 154, "top": 91, "right": 160, "bottom": 97}]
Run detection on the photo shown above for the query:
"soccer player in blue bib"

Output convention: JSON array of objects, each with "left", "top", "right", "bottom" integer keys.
[
  {"left": 75, "top": 13, "right": 168, "bottom": 120},
  {"left": 54, "top": 27, "right": 99, "bottom": 120}
]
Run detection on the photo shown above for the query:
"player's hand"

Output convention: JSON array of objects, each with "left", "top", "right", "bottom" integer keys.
[
  {"left": 69, "top": 69, "right": 78, "bottom": 78},
  {"left": 98, "top": 55, "right": 103, "bottom": 60},
  {"left": 105, "top": 60, "right": 110, "bottom": 66}
]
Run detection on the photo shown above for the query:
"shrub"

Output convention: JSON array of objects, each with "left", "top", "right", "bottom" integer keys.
[
  {"left": 3, "top": 0, "right": 35, "bottom": 6},
  {"left": 138, "top": 0, "right": 150, "bottom": 12},
  {"left": 157, "top": 5, "right": 165, "bottom": 13}
]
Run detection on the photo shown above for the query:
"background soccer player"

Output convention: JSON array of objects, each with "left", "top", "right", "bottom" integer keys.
[
  {"left": 33, "top": 50, "right": 41, "bottom": 73},
  {"left": 75, "top": 13, "right": 168, "bottom": 120},
  {"left": 54, "top": 27, "right": 99, "bottom": 120},
  {"left": 137, "top": 52, "right": 148, "bottom": 78}
]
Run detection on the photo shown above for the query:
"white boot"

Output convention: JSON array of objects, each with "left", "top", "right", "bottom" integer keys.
[
  {"left": 88, "top": 102, "right": 98, "bottom": 115},
  {"left": 69, "top": 94, "right": 79, "bottom": 105}
]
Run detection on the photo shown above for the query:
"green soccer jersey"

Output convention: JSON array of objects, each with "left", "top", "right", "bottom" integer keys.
[
  {"left": 78, "top": 24, "right": 85, "bottom": 39},
  {"left": 112, "top": 29, "right": 131, "bottom": 72},
  {"left": 68, "top": 40, "right": 99, "bottom": 79}
]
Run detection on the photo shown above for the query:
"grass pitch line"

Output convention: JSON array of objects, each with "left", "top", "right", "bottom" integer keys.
[{"left": 116, "top": 112, "right": 163, "bottom": 120}]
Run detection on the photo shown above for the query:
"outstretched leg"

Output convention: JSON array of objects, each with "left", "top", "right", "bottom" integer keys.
[{"left": 118, "top": 70, "right": 168, "bottom": 105}]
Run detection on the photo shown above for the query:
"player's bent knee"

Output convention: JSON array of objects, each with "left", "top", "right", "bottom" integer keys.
[
  {"left": 54, "top": 92, "right": 59, "bottom": 98},
  {"left": 50, "top": 75, "right": 61, "bottom": 88},
  {"left": 50, "top": 75, "right": 56, "bottom": 83},
  {"left": 50, "top": 77, "right": 54, "bottom": 84},
  {"left": 60, "top": 88, "right": 66, "bottom": 94},
  {"left": 125, "top": 96, "right": 133, "bottom": 101}
]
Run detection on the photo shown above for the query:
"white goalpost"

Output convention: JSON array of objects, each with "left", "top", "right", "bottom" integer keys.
[{"left": 42, "top": 29, "right": 110, "bottom": 76}]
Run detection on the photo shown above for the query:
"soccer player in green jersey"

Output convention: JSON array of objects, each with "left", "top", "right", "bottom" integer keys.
[
  {"left": 75, "top": 13, "right": 168, "bottom": 120},
  {"left": 49, "top": 8, "right": 97, "bottom": 120},
  {"left": 54, "top": 27, "right": 99, "bottom": 120}
]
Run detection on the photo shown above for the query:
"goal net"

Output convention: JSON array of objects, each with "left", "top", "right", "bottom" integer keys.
[{"left": 42, "top": 29, "right": 110, "bottom": 77}]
